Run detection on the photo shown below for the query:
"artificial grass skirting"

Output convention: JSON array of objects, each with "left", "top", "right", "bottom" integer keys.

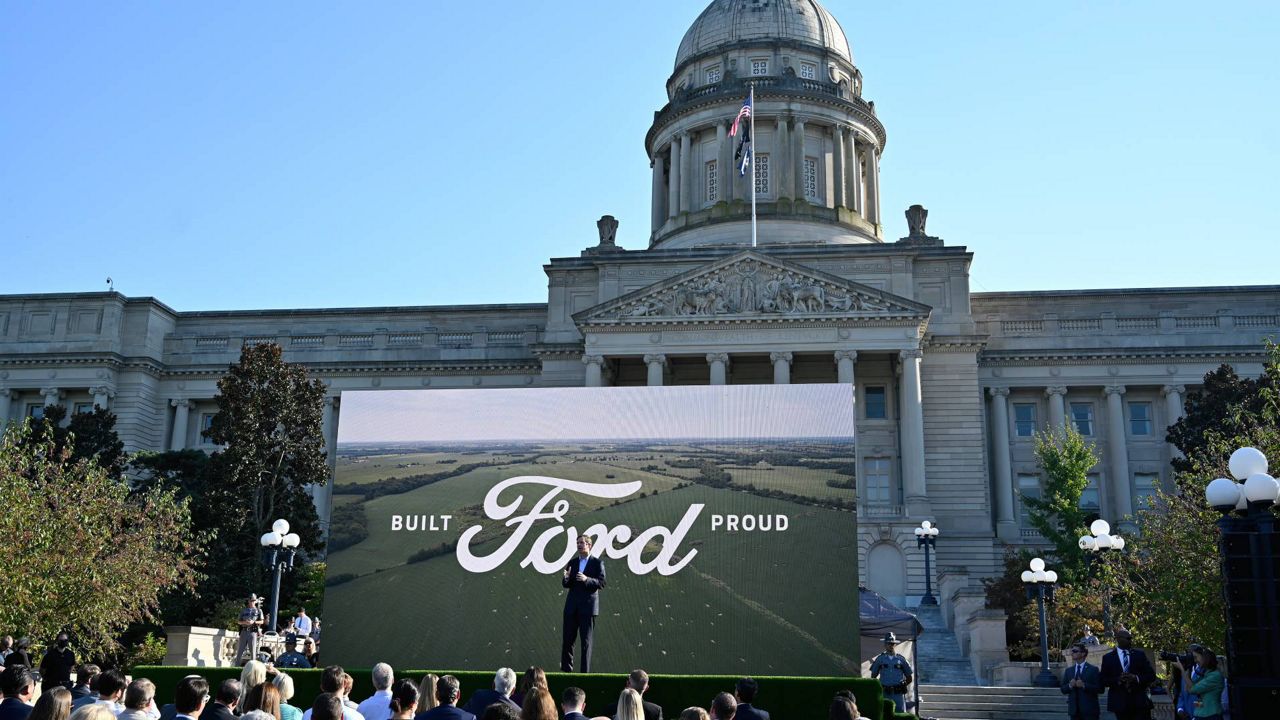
[{"left": 134, "top": 667, "right": 914, "bottom": 720}]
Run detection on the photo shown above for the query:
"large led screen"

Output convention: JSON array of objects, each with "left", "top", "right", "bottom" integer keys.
[{"left": 322, "top": 385, "right": 859, "bottom": 675}]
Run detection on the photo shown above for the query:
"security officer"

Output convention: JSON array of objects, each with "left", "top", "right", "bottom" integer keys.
[
  {"left": 235, "top": 595, "right": 265, "bottom": 664},
  {"left": 870, "top": 632, "right": 913, "bottom": 713}
]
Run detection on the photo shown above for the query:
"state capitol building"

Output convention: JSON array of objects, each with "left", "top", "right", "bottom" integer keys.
[{"left": 1, "top": 0, "right": 1276, "bottom": 611}]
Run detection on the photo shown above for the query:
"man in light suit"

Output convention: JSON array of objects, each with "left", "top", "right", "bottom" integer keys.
[
  {"left": 1099, "top": 628, "right": 1155, "bottom": 720},
  {"left": 1061, "top": 643, "right": 1103, "bottom": 720},
  {"left": 561, "top": 534, "right": 606, "bottom": 673}
]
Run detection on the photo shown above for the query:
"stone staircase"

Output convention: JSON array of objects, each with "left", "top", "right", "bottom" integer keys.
[
  {"left": 916, "top": 685, "right": 1064, "bottom": 720},
  {"left": 913, "top": 605, "right": 976, "bottom": 685}
]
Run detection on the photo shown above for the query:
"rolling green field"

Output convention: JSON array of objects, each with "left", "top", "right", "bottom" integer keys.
[{"left": 323, "top": 440, "right": 859, "bottom": 675}]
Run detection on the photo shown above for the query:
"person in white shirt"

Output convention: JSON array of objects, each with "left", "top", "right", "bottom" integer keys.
[
  {"left": 355, "top": 665, "right": 394, "bottom": 720},
  {"left": 302, "top": 667, "right": 365, "bottom": 720},
  {"left": 93, "top": 669, "right": 128, "bottom": 715},
  {"left": 292, "top": 610, "right": 312, "bottom": 639}
]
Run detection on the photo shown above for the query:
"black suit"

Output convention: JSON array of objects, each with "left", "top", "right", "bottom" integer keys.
[
  {"left": 413, "top": 706, "right": 475, "bottom": 720},
  {"left": 561, "top": 554, "right": 606, "bottom": 672},
  {"left": 0, "top": 698, "right": 33, "bottom": 720},
  {"left": 1099, "top": 648, "right": 1155, "bottom": 720},
  {"left": 563, "top": 713, "right": 589, "bottom": 720},
  {"left": 460, "top": 690, "right": 518, "bottom": 718},
  {"left": 602, "top": 699, "right": 662, "bottom": 720},
  {"left": 1060, "top": 662, "right": 1103, "bottom": 720},
  {"left": 203, "top": 703, "right": 238, "bottom": 720},
  {"left": 734, "top": 704, "right": 768, "bottom": 720}
]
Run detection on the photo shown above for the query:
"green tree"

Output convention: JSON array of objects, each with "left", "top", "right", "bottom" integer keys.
[
  {"left": 19, "top": 405, "right": 127, "bottom": 478},
  {"left": 1022, "top": 426, "right": 1100, "bottom": 583},
  {"left": 0, "top": 421, "right": 199, "bottom": 657}
]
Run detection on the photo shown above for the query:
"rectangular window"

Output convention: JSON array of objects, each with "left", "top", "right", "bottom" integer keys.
[
  {"left": 1071, "top": 402, "right": 1094, "bottom": 436},
  {"left": 1014, "top": 403, "right": 1038, "bottom": 437},
  {"left": 706, "top": 66, "right": 722, "bottom": 84},
  {"left": 706, "top": 160, "right": 718, "bottom": 204},
  {"left": 803, "top": 157, "right": 818, "bottom": 199},
  {"left": 863, "top": 458, "right": 893, "bottom": 505},
  {"left": 200, "top": 413, "right": 216, "bottom": 442},
  {"left": 73, "top": 402, "right": 95, "bottom": 415},
  {"left": 1134, "top": 472, "right": 1160, "bottom": 510},
  {"left": 751, "top": 59, "right": 769, "bottom": 76},
  {"left": 864, "top": 386, "right": 887, "bottom": 419},
  {"left": 754, "top": 153, "right": 770, "bottom": 196},
  {"left": 1080, "top": 474, "right": 1101, "bottom": 512},
  {"left": 1017, "top": 474, "right": 1041, "bottom": 526},
  {"left": 1129, "top": 401, "right": 1152, "bottom": 436},
  {"left": 27, "top": 403, "right": 44, "bottom": 419},
  {"left": 799, "top": 62, "right": 817, "bottom": 80}
]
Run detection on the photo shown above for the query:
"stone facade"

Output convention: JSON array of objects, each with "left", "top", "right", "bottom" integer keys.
[{"left": 1, "top": 1, "right": 1277, "bottom": 608}]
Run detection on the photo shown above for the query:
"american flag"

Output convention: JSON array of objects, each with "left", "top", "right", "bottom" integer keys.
[{"left": 729, "top": 95, "right": 752, "bottom": 137}]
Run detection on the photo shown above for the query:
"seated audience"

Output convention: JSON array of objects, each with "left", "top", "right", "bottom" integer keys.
[
  {"left": 0, "top": 667, "right": 36, "bottom": 720},
  {"left": 355, "top": 664, "right": 395, "bottom": 720},
  {"left": 677, "top": 711, "right": 708, "bottom": 720},
  {"left": 560, "top": 688, "right": 587, "bottom": 720},
  {"left": 413, "top": 675, "right": 473, "bottom": 720},
  {"left": 68, "top": 706, "right": 115, "bottom": 720},
  {"left": 478, "top": 708, "right": 517, "bottom": 720},
  {"left": 29, "top": 687, "right": 71, "bottom": 720},
  {"left": 603, "top": 671, "right": 660, "bottom": 720},
  {"left": 93, "top": 670, "right": 128, "bottom": 715},
  {"left": 312, "top": 695, "right": 344, "bottom": 720},
  {"left": 244, "top": 682, "right": 284, "bottom": 720},
  {"left": 118, "top": 680, "right": 157, "bottom": 720},
  {"left": 272, "top": 673, "right": 302, "bottom": 720},
  {"left": 709, "top": 694, "right": 735, "bottom": 720},
  {"left": 303, "top": 667, "right": 363, "bottom": 720},
  {"left": 240, "top": 662, "right": 267, "bottom": 708},
  {"left": 387, "top": 680, "right": 418, "bottom": 720},
  {"left": 415, "top": 677, "right": 438, "bottom": 715},
  {"left": 510, "top": 669, "right": 545, "bottom": 709},
  {"left": 173, "top": 677, "right": 210, "bottom": 720},
  {"left": 202, "top": 680, "right": 240, "bottom": 720},
  {"left": 517, "top": 688, "right": 555, "bottom": 720},
  {"left": 615, "top": 690, "right": 645, "bottom": 720},
  {"left": 826, "top": 695, "right": 865, "bottom": 720},
  {"left": 731, "top": 679, "right": 766, "bottom": 720},
  {"left": 460, "top": 669, "right": 517, "bottom": 718},
  {"left": 69, "top": 666, "right": 98, "bottom": 702}
]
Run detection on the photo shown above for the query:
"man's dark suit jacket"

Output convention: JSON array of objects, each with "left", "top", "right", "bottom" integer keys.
[
  {"left": 601, "top": 699, "right": 662, "bottom": 720},
  {"left": 203, "top": 702, "right": 238, "bottom": 720},
  {"left": 413, "top": 706, "right": 475, "bottom": 720},
  {"left": 563, "top": 712, "right": 589, "bottom": 720},
  {"left": 1060, "top": 662, "right": 1103, "bottom": 719},
  {"left": 562, "top": 555, "right": 606, "bottom": 615},
  {"left": 1099, "top": 648, "right": 1155, "bottom": 714},
  {"left": 0, "top": 698, "right": 33, "bottom": 720},
  {"left": 734, "top": 703, "right": 769, "bottom": 720},
  {"left": 460, "top": 689, "right": 518, "bottom": 717}
]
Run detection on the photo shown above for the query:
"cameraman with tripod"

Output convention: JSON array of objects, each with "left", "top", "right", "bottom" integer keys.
[{"left": 235, "top": 595, "right": 265, "bottom": 664}]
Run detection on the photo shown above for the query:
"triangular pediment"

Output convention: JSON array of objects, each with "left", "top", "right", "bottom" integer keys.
[{"left": 574, "top": 251, "right": 932, "bottom": 326}]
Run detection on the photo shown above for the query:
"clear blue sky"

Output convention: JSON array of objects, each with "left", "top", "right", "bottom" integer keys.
[{"left": 2, "top": 1, "right": 1277, "bottom": 310}]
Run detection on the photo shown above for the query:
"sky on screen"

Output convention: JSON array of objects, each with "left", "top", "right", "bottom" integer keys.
[
  {"left": 1, "top": 1, "right": 1277, "bottom": 310},
  {"left": 335, "top": 385, "right": 856, "bottom": 443}
]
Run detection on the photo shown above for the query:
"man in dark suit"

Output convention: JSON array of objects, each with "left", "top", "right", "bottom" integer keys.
[
  {"left": 1061, "top": 643, "right": 1103, "bottom": 720},
  {"left": 172, "top": 677, "right": 210, "bottom": 720},
  {"left": 201, "top": 679, "right": 241, "bottom": 720},
  {"left": 460, "top": 668, "right": 518, "bottom": 717},
  {"left": 602, "top": 670, "right": 662, "bottom": 720},
  {"left": 1099, "top": 628, "right": 1155, "bottom": 720},
  {"left": 561, "top": 534, "right": 606, "bottom": 673},
  {"left": 0, "top": 666, "right": 36, "bottom": 720},
  {"left": 560, "top": 687, "right": 588, "bottom": 720},
  {"left": 733, "top": 678, "right": 768, "bottom": 720},
  {"left": 414, "top": 676, "right": 474, "bottom": 720}
]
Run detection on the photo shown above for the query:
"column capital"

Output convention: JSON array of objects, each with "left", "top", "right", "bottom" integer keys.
[
  {"left": 833, "top": 350, "right": 858, "bottom": 363},
  {"left": 705, "top": 353, "right": 730, "bottom": 364},
  {"left": 769, "top": 351, "right": 793, "bottom": 364},
  {"left": 1103, "top": 384, "right": 1126, "bottom": 397},
  {"left": 643, "top": 354, "right": 667, "bottom": 366},
  {"left": 170, "top": 398, "right": 194, "bottom": 409},
  {"left": 581, "top": 354, "right": 605, "bottom": 368},
  {"left": 988, "top": 386, "right": 1011, "bottom": 398},
  {"left": 899, "top": 348, "right": 923, "bottom": 361},
  {"left": 1161, "top": 384, "right": 1186, "bottom": 397},
  {"left": 1045, "top": 385, "right": 1068, "bottom": 397},
  {"left": 40, "top": 387, "right": 63, "bottom": 399},
  {"left": 88, "top": 385, "right": 116, "bottom": 398}
]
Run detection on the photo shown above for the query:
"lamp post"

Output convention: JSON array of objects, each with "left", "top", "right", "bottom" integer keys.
[
  {"left": 914, "top": 520, "right": 940, "bottom": 606},
  {"left": 1022, "top": 557, "right": 1060, "bottom": 688},
  {"left": 260, "top": 518, "right": 301, "bottom": 636},
  {"left": 1204, "top": 446, "right": 1280, "bottom": 718},
  {"left": 1078, "top": 519, "right": 1125, "bottom": 636}
]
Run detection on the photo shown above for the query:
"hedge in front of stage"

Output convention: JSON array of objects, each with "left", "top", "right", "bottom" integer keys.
[{"left": 136, "top": 668, "right": 892, "bottom": 720}]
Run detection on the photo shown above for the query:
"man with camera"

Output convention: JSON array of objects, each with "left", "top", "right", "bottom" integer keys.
[
  {"left": 1099, "top": 628, "right": 1156, "bottom": 720},
  {"left": 235, "top": 595, "right": 265, "bottom": 664}
]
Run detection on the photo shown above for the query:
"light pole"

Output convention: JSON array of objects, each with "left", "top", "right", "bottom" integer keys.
[
  {"left": 260, "top": 518, "right": 301, "bottom": 636},
  {"left": 1021, "top": 557, "right": 1059, "bottom": 688},
  {"left": 1204, "top": 446, "right": 1280, "bottom": 719},
  {"left": 914, "top": 520, "right": 940, "bottom": 606},
  {"left": 1078, "top": 519, "right": 1125, "bottom": 636}
]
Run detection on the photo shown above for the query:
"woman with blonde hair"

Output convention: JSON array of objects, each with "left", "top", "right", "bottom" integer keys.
[
  {"left": 240, "top": 660, "right": 267, "bottom": 707},
  {"left": 244, "top": 682, "right": 283, "bottom": 720},
  {"left": 416, "top": 674, "right": 440, "bottom": 712},
  {"left": 29, "top": 687, "right": 72, "bottom": 720},
  {"left": 519, "top": 687, "right": 556, "bottom": 720},
  {"left": 69, "top": 705, "right": 116, "bottom": 720},
  {"left": 677, "top": 709, "right": 708, "bottom": 720},
  {"left": 613, "top": 689, "right": 643, "bottom": 720},
  {"left": 272, "top": 672, "right": 303, "bottom": 720}
]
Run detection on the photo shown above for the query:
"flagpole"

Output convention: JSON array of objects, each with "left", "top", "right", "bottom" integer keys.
[{"left": 749, "top": 82, "right": 757, "bottom": 248}]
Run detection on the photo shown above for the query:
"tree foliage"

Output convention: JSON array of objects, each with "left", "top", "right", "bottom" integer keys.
[
  {"left": 19, "top": 405, "right": 127, "bottom": 477},
  {"left": 0, "top": 421, "right": 198, "bottom": 657},
  {"left": 1022, "top": 426, "right": 1100, "bottom": 584}
]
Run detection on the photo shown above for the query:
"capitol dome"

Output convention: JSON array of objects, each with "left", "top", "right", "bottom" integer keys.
[{"left": 675, "top": 0, "right": 853, "bottom": 71}]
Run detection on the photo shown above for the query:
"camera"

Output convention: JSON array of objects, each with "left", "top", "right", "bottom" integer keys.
[{"left": 1159, "top": 650, "right": 1195, "bottom": 667}]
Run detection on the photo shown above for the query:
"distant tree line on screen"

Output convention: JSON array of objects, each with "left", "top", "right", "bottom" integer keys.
[{"left": 333, "top": 461, "right": 490, "bottom": 500}]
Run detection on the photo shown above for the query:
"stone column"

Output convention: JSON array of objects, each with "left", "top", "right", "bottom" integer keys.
[
  {"left": 720, "top": 120, "right": 735, "bottom": 203},
  {"left": 706, "top": 353, "right": 729, "bottom": 386},
  {"left": 989, "top": 387, "right": 1017, "bottom": 539},
  {"left": 0, "top": 388, "right": 13, "bottom": 426},
  {"left": 776, "top": 116, "right": 791, "bottom": 198},
  {"left": 318, "top": 396, "right": 340, "bottom": 531},
  {"left": 170, "top": 399, "right": 192, "bottom": 451},
  {"left": 41, "top": 386, "right": 63, "bottom": 409},
  {"left": 770, "top": 352, "right": 793, "bottom": 384},
  {"left": 832, "top": 126, "right": 847, "bottom": 209},
  {"left": 1045, "top": 386, "right": 1068, "bottom": 432},
  {"left": 1162, "top": 384, "right": 1186, "bottom": 461},
  {"left": 679, "top": 131, "right": 693, "bottom": 213},
  {"left": 90, "top": 385, "right": 113, "bottom": 410},
  {"left": 582, "top": 355, "right": 605, "bottom": 387},
  {"left": 1104, "top": 385, "right": 1133, "bottom": 519},
  {"left": 899, "top": 349, "right": 929, "bottom": 512},
  {"left": 849, "top": 138, "right": 863, "bottom": 216},
  {"left": 865, "top": 145, "right": 881, "bottom": 225},
  {"left": 834, "top": 350, "right": 857, "bottom": 384},
  {"left": 321, "top": 396, "right": 338, "bottom": 454},
  {"left": 644, "top": 354, "right": 667, "bottom": 387},
  {"left": 793, "top": 117, "right": 807, "bottom": 202},
  {"left": 650, "top": 154, "right": 665, "bottom": 233},
  {"left": 714, "top": 122, "right": 727, "bottom": 204},
  {"left": 667, "top": 140, "right": 681, "bottom": 219}
]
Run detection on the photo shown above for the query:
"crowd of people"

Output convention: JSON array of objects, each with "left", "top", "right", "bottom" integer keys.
[{"left": 0, "top": 659, "right": 873, "bottom": 720}]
